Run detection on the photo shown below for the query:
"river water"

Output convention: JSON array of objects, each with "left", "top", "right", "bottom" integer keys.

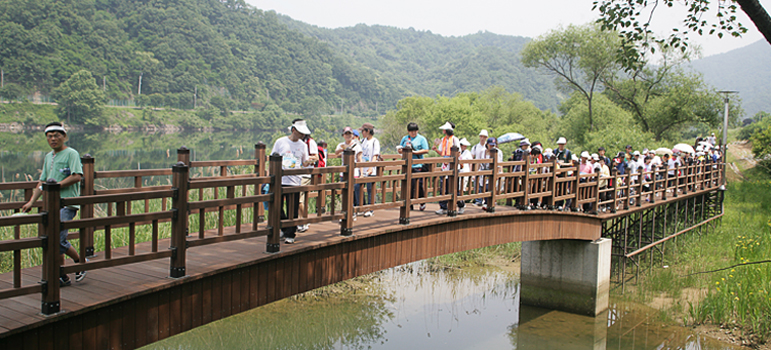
[{"left": 139, "top": 262, "right": 739, "bottom": 350}]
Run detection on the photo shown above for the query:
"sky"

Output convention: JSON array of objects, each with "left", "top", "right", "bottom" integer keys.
[{"left": 247, "top": 0, "right": 769, "bottom": 57}]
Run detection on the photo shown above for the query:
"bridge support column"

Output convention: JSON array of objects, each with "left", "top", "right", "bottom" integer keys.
[{"left": 520, "top": 238, "right": 611, "bottom": 316}]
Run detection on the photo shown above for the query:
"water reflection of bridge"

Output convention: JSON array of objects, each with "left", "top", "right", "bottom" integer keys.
[{"left": 0, "top": 146, "right": 725, "bottom": 349}]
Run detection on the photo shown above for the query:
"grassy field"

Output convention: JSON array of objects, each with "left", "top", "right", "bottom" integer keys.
[{"left": 618, "top": 142, "right": 771, "bottom": 346}]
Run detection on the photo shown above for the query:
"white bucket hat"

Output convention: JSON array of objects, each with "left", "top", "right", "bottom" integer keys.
[
  {"left": 556, "top": 137, "right": 567, "bottom": 144},
  {"left": 289, "top": 120, "right": 311, "bottom": 135},
  {"left": 459, "top": 138, "right": 471, "bottom": 146},
  {"left": 479, "top": 129, "right": 489, "bottom": 137},
  {"left": 580, "top": 151, "right": 591, "bottom": 158},
  {"left": 439, "top": 122, "right": 454, "bottom": 130}
]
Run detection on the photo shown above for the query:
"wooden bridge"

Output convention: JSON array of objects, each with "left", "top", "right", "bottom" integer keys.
[{"left": 0, "top": 144, "right": 725, "bottom": 349}]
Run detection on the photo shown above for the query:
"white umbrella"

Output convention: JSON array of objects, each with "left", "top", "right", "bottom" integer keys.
[
  {"left": 673, "top": 143, "right": 695, "bottom": 154},
  {"left": 655, "top": 147, "right": 673, "bottom": 156},
  {"left": 497, "top": 132, "right": 525, "bottom": 144}
]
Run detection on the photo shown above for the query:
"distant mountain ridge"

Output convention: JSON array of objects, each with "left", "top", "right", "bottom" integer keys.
[
  {"left": 277, "top": 16, "right": 562, "bottom": 112},
  {"left": 689, "top": 40, "right": 771, "bottom": 119}
]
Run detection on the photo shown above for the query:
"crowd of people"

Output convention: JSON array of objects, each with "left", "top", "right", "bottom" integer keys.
[{"left": 271, "top": 119, "right": 724, "bottom": 243}]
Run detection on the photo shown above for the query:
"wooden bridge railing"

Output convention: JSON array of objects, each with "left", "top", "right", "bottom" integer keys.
[{"left": 0, "top": 144, "right": 725, "bottom": 314}]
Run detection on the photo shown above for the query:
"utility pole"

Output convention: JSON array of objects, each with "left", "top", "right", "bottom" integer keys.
[
  {"left": 718, "top": 90, "right": 738, "bottom": 187},
  {"left": 138, "top": 72, "right": 143, "bottom": 95}
]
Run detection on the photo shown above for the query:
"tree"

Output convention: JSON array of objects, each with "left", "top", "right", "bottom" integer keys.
[
  {"left": 0, "top": 83, "right": 25, "bottom": 102},
  {"left": 593, "top": 0, "right": 771, "bottom": 69},
  {"left": 751, "top": 124, "right": 771, "bottom": 173},
  {"left": 521, "top": 24, "right": 621, "bottom": 131},
  {"left": 53, "top": 70, "right": 106, "bottom": 125}
]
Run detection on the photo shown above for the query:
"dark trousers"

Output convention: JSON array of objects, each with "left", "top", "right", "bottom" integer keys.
[
  {"left": 280, "top": 186, "right": 300, "bottom": 239},
  {"left": 411, "top": 167, "right": 425, "bottom": 200},
  {"left": 438, "top": 176, "right": 465, "bottom": 210},
  {"left": 354, "top": 179, "right": 374, "bottom": 208}
]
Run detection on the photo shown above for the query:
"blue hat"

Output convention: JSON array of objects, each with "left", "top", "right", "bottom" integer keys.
[
  {"left": 486, "top": 137, "right": 497, "bottom": 146},
  {"left": 352, "top": 130, "right": 360, "bottom": 137}
]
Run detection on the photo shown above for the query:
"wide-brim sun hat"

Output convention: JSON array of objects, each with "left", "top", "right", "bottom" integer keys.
[
  {"left": 520, "top": 138, "right": 531, "bottom": 146},
  {"left": 459, "top": 138, "right": 471, "bottom": 146},
  {"left": 556, "top": 137, "right": 567, "bottom": 144},
  {"left": 479, "top": 129, "right": 489, "bottom": 137},
  {"left": 571, "top": 154, "right": 579, "bottom": 161},
  {"left": 439, "top": 122, "right": 454, "bottom": 130},
  {"left": 290, "top": 120, "right": 311, "bottom": 135},
  {"left": 580, "top": 151, "right": 590, "bottom": 158}
]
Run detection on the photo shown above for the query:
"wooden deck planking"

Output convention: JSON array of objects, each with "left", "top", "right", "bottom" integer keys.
[{"left": 0, "top": 195, "right": 695, "bottom": 345}]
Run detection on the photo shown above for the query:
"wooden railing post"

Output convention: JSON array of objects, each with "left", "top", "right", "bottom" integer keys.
[
  {"left": 487, "top": 148, "right": 499, "bottom": 213},
  {"left": 548, "top": 158, "right": 558, "bottom": 209},
  {"left": 80, "top": 154, "right": 95, "bottom": 258},
  {"left": 661, "top": 166, "right": 668, "bottom": 201},
  {"left": 609, "top": 168, "right": 617, "bottom": 213},
  {"left": 571, "top": 165, "right": 580, "bottom": 211},
  {"left": 637, "top": 166, "right": 644, "bottom": 207},
  {"left": 340, "top": 149, "right": 355, "bottom": 236},
  {"left": 267, "top": 155, "right": 283, "bottom": 253},
  {"left": 177, "top": 146, "right": 190, "bottom": 166},
  {"left": 448, "top": 146, "right": 459, "bottom": 217},
  {"left": 399, "top": 147, "right": 413, "bottom": 225},
  {"left": 170, "top": 162, "right": 189, "bottom": 278},
  {"left": 41, "top": 179, "right": 61, "bottom": 315},
  {"left": 593, "top": 168, "right": 601, "bottom": 214},
  {"left": 255, "top": 142, "right": 266, "bottom": 226},
  {"left": 680, "top": 164, "right": 688, "bottom": 195},
  {"left": 649, "top": 166, "right": 656, "bottom": 204},
  {"left": 522, "top": 155, "right": 531, "bottom": 209}
]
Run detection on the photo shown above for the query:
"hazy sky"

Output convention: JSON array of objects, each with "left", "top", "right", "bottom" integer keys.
[{"left": 247, "top": 0, "right": 769, "bottom": 57}]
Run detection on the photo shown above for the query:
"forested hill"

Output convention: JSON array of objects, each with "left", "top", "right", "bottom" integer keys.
[
  {"left": 278, "top": 17, "right": 561, "bottom": 111},
  {"left": 0, "top": 0, "right": 560, "bottom": 117},
  {"left": 689, "top": 40, "right": 771, "bottom": 119}
]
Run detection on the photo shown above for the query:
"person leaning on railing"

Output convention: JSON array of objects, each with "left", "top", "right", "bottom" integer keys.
[
  {"left": 433, "top": 121, "right": 460, "bottom": 216},
  {"left": 271, "top": 119, "right": 313, "bottom": 244},
  {"left": 398, "top": 122, "right": 429, "bottom": 211},
  {"left": 358, "top": 123, "right": 380, "bottom": 218},
  {"left": 20, "top": 122, "right": 87, "bottom": 286}
]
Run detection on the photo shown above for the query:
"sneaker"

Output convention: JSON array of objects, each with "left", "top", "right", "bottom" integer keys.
[
  {"left": 481, "top": 205, "right": 487, "bottom": 211},
  {"left": 473, "top": 201, "right": 482, "bottom": 207},
  {"left": 297, "top": 224, "right": 309, "bottom": 232},
  {"left": 284, "top": 237, "right": 295, "bottom": 244},
  {"left": 458, "top": 208, "right": 465, "bottom": 214},
  {"left": 60, "top": 276, "right": 71, "bottom": 287},
  {"left": 75, "top": 258, "right": 89, "bottom": 282},
  {"left": 435, "top": 209, "right": 447, "bottom": 215},
  {"left": 363, "top": 211, "right": 373, "bottom": 217},
  {"left": 419, "top": 204, "right": 426, "bottom": 211}
]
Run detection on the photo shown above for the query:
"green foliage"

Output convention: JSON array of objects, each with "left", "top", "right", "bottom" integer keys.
[
  {"left": 521, "top": 24, "right": 621, "bottom": 130},
  {"left": 738, "top": 111, "right": 771, "bottom": 140},
  {"left": 53, "top": 70, "right": 107, "bottom": 125},
  {"left": 750, "top": 124, "right": 771, "bottom": 174},
  {"left": 593, "top": 0, "right": 751, "bottom": 70},
  {"left": 380, "top": 87, "right": 557, "bottom": 152},
  {"left": 0, "top": 102, "right": 57, "bottom": 124},
  {"left": 0, "top": 82, "right": 26, "bottom": 101}
]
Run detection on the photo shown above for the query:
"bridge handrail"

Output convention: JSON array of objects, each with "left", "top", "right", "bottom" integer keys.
[{"left": 0, "top": 143, "right": 726, "bottom": 314}]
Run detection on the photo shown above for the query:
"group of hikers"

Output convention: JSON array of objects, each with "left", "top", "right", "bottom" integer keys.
[{"left": 21, "top": 119, "right": 724, "bottom": 286}]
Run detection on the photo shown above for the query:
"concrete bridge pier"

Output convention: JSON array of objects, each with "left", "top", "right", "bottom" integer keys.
[{"left": 520, "top": 238, "right": 612, "bottom": 316}]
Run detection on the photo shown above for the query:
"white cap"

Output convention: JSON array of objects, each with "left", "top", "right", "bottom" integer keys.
[
  {"left": 459, "top": 138, "right": 471, "bottom": 146},
  {"left": 544, "top": 148, "right": 553, "bottom": 154},
  {"left": 479, "top": 129, "right": 489, "bottom": 137},
  {"left": 289, "top": 120, "right": 311, "bottom": 135},
  {"left": 591, "top": 153, "right": 599, "bottom": 160},
  {"left": 633, "top": 151, "right": 641, "bottom": 156},
  {"left": 556, "top": 137, "right": 567, "bottom": 144},
  {"left": 520, "top": 138, "right": 531, "bottom": 146},
  {"left": 439, "top": 122, "right": 454, "bottom": 130},
  {"left": 571, "top": 154, "right": 579, "bottom": 161},
  {"left": 580, "top": 151, "right": 590, "bottom": 158},
  {"left": 643, "top": 148, "right": 649, "bottom": 154}
]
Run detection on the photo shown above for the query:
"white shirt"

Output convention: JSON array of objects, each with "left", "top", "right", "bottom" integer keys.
[
  {"left": 336, "top": 141, "right": 363, "bottom": 177},
  {"left": 651, "top": 156, "right": 662, "bottom": 167},
  {"left": 459, "top": 149, "right": 472, "bottom": 172},
  {"left": 360, "top": 137, "right": 381, "bottom": 176},
  {"left": 667, "top": 158, "right": 681, "bottom": 176},
  {"left": 271, "top": 136, "right": 309, "bottom": 186},
  {"left": 471, "top": 143, "right": 487, "bottom": 160}
]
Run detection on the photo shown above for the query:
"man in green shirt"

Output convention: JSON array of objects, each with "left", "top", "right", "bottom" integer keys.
[{"left": 22, "top": 122, "right": 86, "bottom": 286}]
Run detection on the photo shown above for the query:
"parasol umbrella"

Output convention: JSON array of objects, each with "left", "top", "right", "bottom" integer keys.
[
  {"left": 497, "top": 132, "right": 525, "bottom": 144},
  {"left": 655, "top": 147, "right": 673, "bottom": 156},
  {"left": 673, "top": 143, "right": 695, "bottom": 154}
]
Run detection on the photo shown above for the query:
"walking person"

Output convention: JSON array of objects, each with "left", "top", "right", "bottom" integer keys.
[
  {"left": 21, "top": 122, "right": 87, "bottom": 286},
  {"left": 434, "top": 122, "right": 460, "bottom": 215},
  {"left": 458, "top": 138, "right": 473, "bottom": 214},
  {"left": 358, "top": 123, "right": 380, "bottom": 218},
  {"left": 398, "top": 122, "right": 429, "bottom": 211},
  {"left": 336, "top": 127, "right": 364, "bottom": 217},
  {"left": 297, "top": 128, "right": 319, "bottom": 233},
  {"left": 271, "top": 120, "right": 313, "bottom": 244},
  {"left": 471, "top": 130, "right": 489, "bottom": 206}
]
